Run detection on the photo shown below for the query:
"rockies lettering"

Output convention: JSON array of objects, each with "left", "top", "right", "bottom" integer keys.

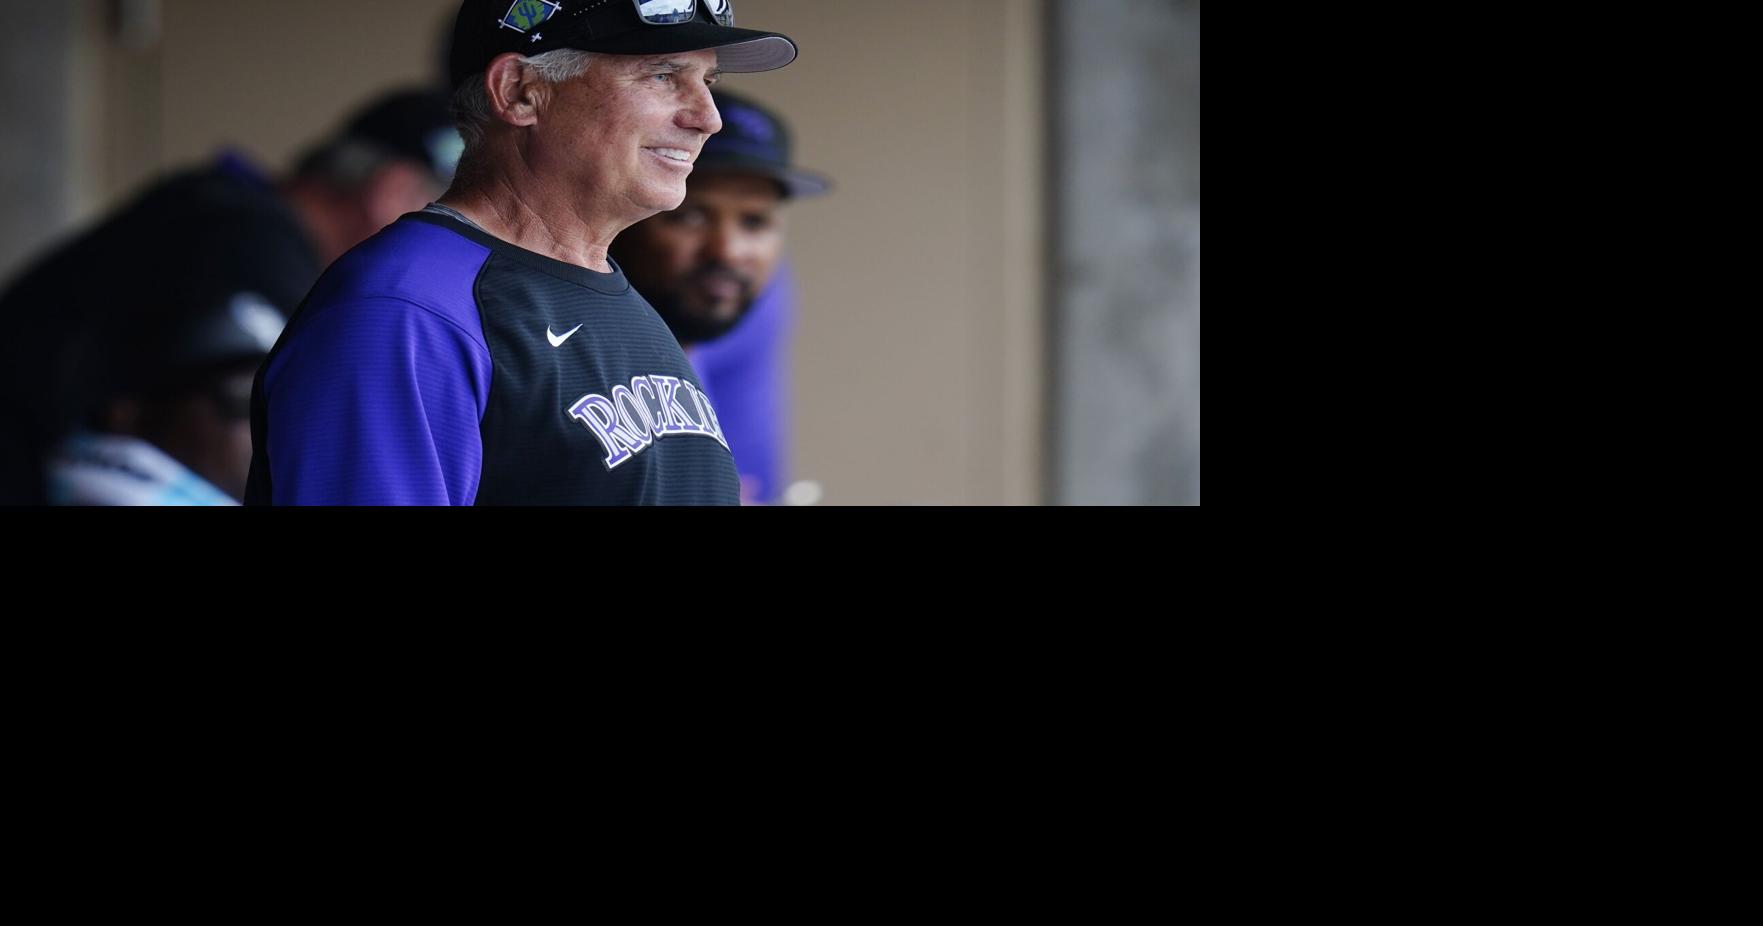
[{"left": 568, "top": 375, "right": 728, "bottom": 470}]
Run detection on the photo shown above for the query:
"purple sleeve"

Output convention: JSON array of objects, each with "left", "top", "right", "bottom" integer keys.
[
  {"left": 264, "top": 297, "right": 492, "bottom": 505},
  {"left": 691, "top": 262, "right": 794, "bottom": 504}
]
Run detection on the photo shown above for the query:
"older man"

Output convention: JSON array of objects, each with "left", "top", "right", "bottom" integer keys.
[{"left": 245, "top": 0, "right": 797, "bottom": 505}]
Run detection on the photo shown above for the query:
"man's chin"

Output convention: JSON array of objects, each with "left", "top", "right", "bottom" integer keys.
[{"left": 655, "top": 306, "right": 745, "bottom": 346}]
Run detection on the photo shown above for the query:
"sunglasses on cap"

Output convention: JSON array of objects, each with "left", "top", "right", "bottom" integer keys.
[{"left": 633, "top": 0, "right": 734, "bottom": 27}]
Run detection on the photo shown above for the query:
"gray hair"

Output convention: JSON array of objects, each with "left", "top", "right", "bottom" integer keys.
[{"left": 450, "top": 48, "right": 596, "bottom": 154}]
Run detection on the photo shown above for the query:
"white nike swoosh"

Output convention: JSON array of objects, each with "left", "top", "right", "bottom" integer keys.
[{"left": 547, "top": 324, "right": 584, "bottom": 348}]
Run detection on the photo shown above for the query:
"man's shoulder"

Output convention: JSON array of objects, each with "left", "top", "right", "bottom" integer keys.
[{"left": 307, "top": 215, "right": 494, "bottom": 328}]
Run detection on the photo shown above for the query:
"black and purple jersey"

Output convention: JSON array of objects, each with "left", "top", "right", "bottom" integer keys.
[{"left": 245, "top": 211, "right": 740, "bottom": 505}]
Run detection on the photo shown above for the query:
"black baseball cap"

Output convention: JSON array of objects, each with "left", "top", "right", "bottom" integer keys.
[
  {"left": 448, "top": 0, "right": 797, "bottom": 91},
  {"left": 117, "top": 291, "right": 287, "bottom": 397},
  {"left": 335, "top": 89, "right": 464, "bottom": 183},
  {"left": 699, "top": 89, "right": 830, "bottom": 199}
]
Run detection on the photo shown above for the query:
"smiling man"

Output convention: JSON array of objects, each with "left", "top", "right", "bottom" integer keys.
[{"left": 246, "top": 0, "right": 796, "bottom": 505}]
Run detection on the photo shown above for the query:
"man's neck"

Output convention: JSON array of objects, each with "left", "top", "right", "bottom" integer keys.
[{"left": 440, "top": 167, "right": 635, "bottom": 273}]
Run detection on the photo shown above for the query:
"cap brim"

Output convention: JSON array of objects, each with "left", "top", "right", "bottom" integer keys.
[
  {"left": 696, "top": 158, "right": 832, "bottom": 199},
  {"left": 570, "top": 23, "right": 798, "bottom": 73}
]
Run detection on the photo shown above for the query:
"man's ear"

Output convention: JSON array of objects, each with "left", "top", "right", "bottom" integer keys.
[{"left": 484, "top": 53, "right": 550, "bottom": 128}]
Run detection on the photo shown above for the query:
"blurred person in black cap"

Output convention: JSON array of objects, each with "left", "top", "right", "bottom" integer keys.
[
  {"left": 611, "top": 88, "right": 827, "bottom": 504},
  {"left": 0, "top": 88, "right": 462, "bottom": 504},
  {"left": 246, "top": 0, "right": 797, "bottom": 505}
]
